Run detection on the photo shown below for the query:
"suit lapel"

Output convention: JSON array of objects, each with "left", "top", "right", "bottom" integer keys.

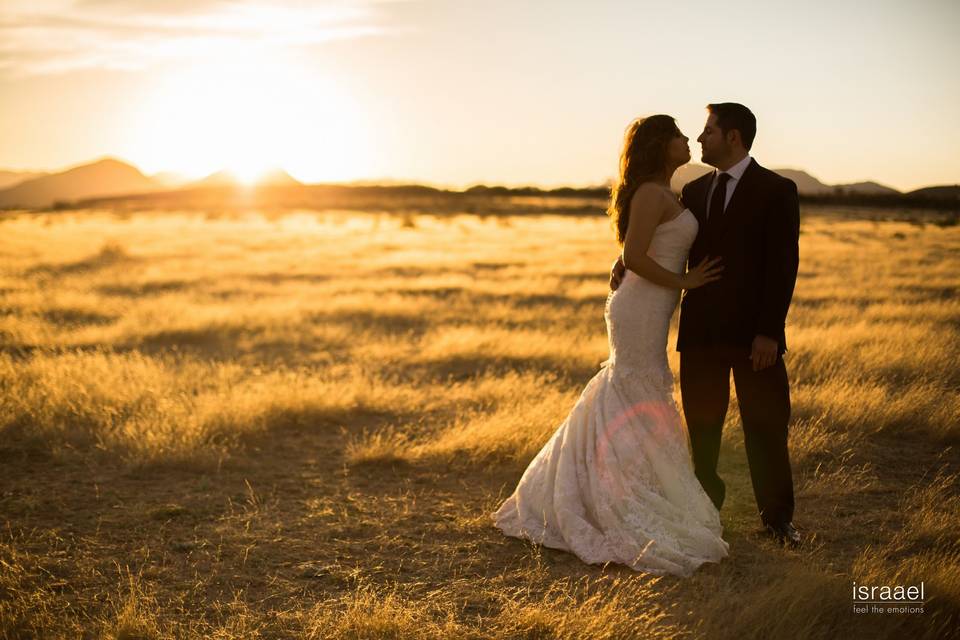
[
  {"left": 684, "top": 172, "right": 712, "bottom": 229},
  {"left": 699, "top": 174, "right": 712, "bottom": 223},
  {"left": 681, "top": 173, "right": 712, "bottom": 258},
  {"left": 715, "top": 158, "right": 758, "bottom": 238}
]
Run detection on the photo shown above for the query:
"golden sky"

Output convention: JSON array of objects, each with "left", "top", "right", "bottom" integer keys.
[{"left": 1, "top": 0, "right": 958, "bottom": 190}]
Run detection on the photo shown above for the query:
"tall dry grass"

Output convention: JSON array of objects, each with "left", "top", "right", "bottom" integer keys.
[{"left": 0, "top": 208, "right": 957, "bottom": 638}]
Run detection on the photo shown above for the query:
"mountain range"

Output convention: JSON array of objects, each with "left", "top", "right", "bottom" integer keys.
[
  {"left": 668, "top": 164, "right": 903, "bottom": 196},
  {"left": 0, "top": 170, "right": 48, "bottom": 190},
  {"left": 190, "top": 168, "right": 301, "bottom": 189},
  {"left": 0, "top": 157, "right": 955, "bottom": 210},
  {"left": 0, "top": 158, "right": 303, "bottom": 209}
]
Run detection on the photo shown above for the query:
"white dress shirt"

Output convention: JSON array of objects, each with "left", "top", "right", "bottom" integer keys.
[{"left": 705, "top": 154, "right": 752, "bottom": 220}]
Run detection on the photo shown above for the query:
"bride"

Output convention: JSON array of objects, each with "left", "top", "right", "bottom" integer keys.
[{"left": 491, "top": 115, "right": 729, "bottom": 577}]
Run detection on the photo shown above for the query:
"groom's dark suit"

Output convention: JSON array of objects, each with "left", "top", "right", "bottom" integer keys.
[{"left": 678, "top": 157, "right": 800, "bottom": 527}]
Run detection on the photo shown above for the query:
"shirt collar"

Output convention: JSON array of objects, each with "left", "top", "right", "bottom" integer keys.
[{"left": 719, "top": 154, "right": 752, "bottom": 182}]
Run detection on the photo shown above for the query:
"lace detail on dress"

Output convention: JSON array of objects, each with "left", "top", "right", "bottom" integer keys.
[{"left": 492, "top": 209, "right": 729, "bottom": 577}]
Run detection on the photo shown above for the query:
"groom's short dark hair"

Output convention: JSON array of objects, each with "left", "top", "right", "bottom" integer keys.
[{"left": 707, "top": 103, "right": 756, "bottom": 151}]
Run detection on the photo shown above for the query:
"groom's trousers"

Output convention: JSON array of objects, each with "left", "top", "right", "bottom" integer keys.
[{"left": 679, "top": 345, "right": 795, "bottom": 526}]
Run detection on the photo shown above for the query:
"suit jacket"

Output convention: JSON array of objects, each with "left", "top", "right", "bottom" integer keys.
[{"left": 678, "top": 158, "right": 800, "bottom": 354}]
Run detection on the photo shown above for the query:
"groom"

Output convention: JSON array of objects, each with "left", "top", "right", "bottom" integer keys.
[{"left": 611, "top": 103, "right": 802, "bottom": 546}]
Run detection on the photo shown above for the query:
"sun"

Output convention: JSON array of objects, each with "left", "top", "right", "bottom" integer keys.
[
  {"left": 130, "top": 52, "right": 371, "bottom": 183},
  {"left": 228, "top": 161, "right": 271, "bottom": 186}
]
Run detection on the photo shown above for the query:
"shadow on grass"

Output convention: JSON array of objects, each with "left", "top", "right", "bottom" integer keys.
[
  {"left": 0, "top": 326, "right": 347, "bottom": 367},
  {"left": 124, "top": 403, "right": 428, "bottom": 478},
  {"left": 471, "top": 261, "right": 521, "bottom": 271},
  {"left": 24, "top": 244, "right": 137, "bottom": 277},
  {"left": 0, "top": 343, "right": 116, "bottom": 361},
  {"left": 394, "top": 287, "right": 465, "bottom": 300},
  {"left": 555, "top": 271, "right": 607, "bottom": 284},
  {"left": 132, "top": 326, "right": 351, "bottom": 366},
  {"left": 134, "top": 326, "right": 245, "bottom": 357},
  {"left": 41, "top": 308, "right": 116, "bottom": 326},
  {"left": 246, "top": 272, "right": 332, "bottom": 285},
  {"left": 309, "top": 309, "right": 433, "bottom": 336},
  {"left": 98, "top": 279, "right": 195, "bottom": 297},
  {"left": 400, "top": 353, "right": 600, "bottom": 387}
]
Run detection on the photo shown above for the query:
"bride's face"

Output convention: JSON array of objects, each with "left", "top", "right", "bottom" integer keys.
[{"left": 666, "top": 129, "right": 691, "bottom": 167}]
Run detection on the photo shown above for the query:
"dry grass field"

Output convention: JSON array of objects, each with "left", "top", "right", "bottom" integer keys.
[{"left": 1, "top": 206, "right": 958, "bottom": 638}]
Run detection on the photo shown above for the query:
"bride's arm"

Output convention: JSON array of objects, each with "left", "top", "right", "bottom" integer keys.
[{"left": 622, "top": 185, "right": 722, "bottom": 290}]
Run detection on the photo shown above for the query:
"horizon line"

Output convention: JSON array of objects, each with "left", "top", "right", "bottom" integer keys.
[{"left": 2, "top": 155, "right": 958, "bottom": 194}]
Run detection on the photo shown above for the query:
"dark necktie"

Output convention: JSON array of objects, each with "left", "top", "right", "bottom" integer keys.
[{"left": 706, "top": 172, "right": 732, "bottom": 235}]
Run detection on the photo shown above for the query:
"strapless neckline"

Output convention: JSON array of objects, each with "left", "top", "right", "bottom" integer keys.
[{"left": 659, "top": 208, "right": 693, "bottom": 229}]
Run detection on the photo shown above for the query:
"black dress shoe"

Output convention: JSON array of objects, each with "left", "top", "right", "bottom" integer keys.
[{"left": 764, "top": 521, "right": 802, "bottom": 547}]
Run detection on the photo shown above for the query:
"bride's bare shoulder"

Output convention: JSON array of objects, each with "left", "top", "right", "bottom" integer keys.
[{"left": 629, "top": 182, "right": 672, "bottom": 215}]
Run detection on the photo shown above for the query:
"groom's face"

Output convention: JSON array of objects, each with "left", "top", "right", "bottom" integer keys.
[{"left": 697, "top": 114, "right": 731, "bottom": 167}]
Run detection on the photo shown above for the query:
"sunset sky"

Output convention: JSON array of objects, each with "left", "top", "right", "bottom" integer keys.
[{"left": 2, "top": 0, "right": 958, "bottom": 190}]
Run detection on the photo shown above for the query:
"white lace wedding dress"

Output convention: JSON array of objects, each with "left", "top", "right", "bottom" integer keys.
[{"left": 492, "top": 208, "right": 729, "bottom": 577}]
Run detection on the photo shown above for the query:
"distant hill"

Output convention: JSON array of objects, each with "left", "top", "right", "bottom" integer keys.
[
  {"left": 2, "top": 154, "right": 956, "bottom": 211},
  {"left": 0, "top": 170, "right": 48, "bottom": 190},
  {"left": 344, "top": 177, "right": 425, "bottom": 187},
  {"left": 189, "top": 168, "right": 302, "bottom": 189},
  {"left": 672, "top": 163, "right": 903, "bottom": 196},
  {"left": 832, "top": 181, "right": 900, "bottom": 196},
  {"left": 671, "top": 164, "right": 834, "bottom": 193},
  {"left": 0, "top": 158, "right": 310, "bottom": 210},
  {"left": 906, "top": 185, "right": 960, "bottom": 200},
  {"left": 671, "top": 164, "right": 713, "bottom": 191},
  {"left": 670, "top": 163, "right": 833, "bottom": 194},
  {"left": 151, "top": 171, "right": 192, "bottom": 188},
  {"left": 260, "top": 168, "right": 301, "bottom": 186},
  {"left": 191, "top": 170, "right": 239, "bottom": 188},
  {"left": 0, "top": 158, "right": 160, "bottom": 209},
  {"left": 772, "top": 169, "right": 833, "bottom": 194}
]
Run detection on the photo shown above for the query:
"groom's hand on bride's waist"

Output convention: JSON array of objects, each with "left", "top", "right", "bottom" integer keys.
[{"left": 609, "top": 256, "right": 626, "bottom": 291}]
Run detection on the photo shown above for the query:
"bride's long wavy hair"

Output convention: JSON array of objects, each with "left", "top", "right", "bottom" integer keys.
[{"left": 607, "top": 115, "right": 679, "bottom": 245}]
